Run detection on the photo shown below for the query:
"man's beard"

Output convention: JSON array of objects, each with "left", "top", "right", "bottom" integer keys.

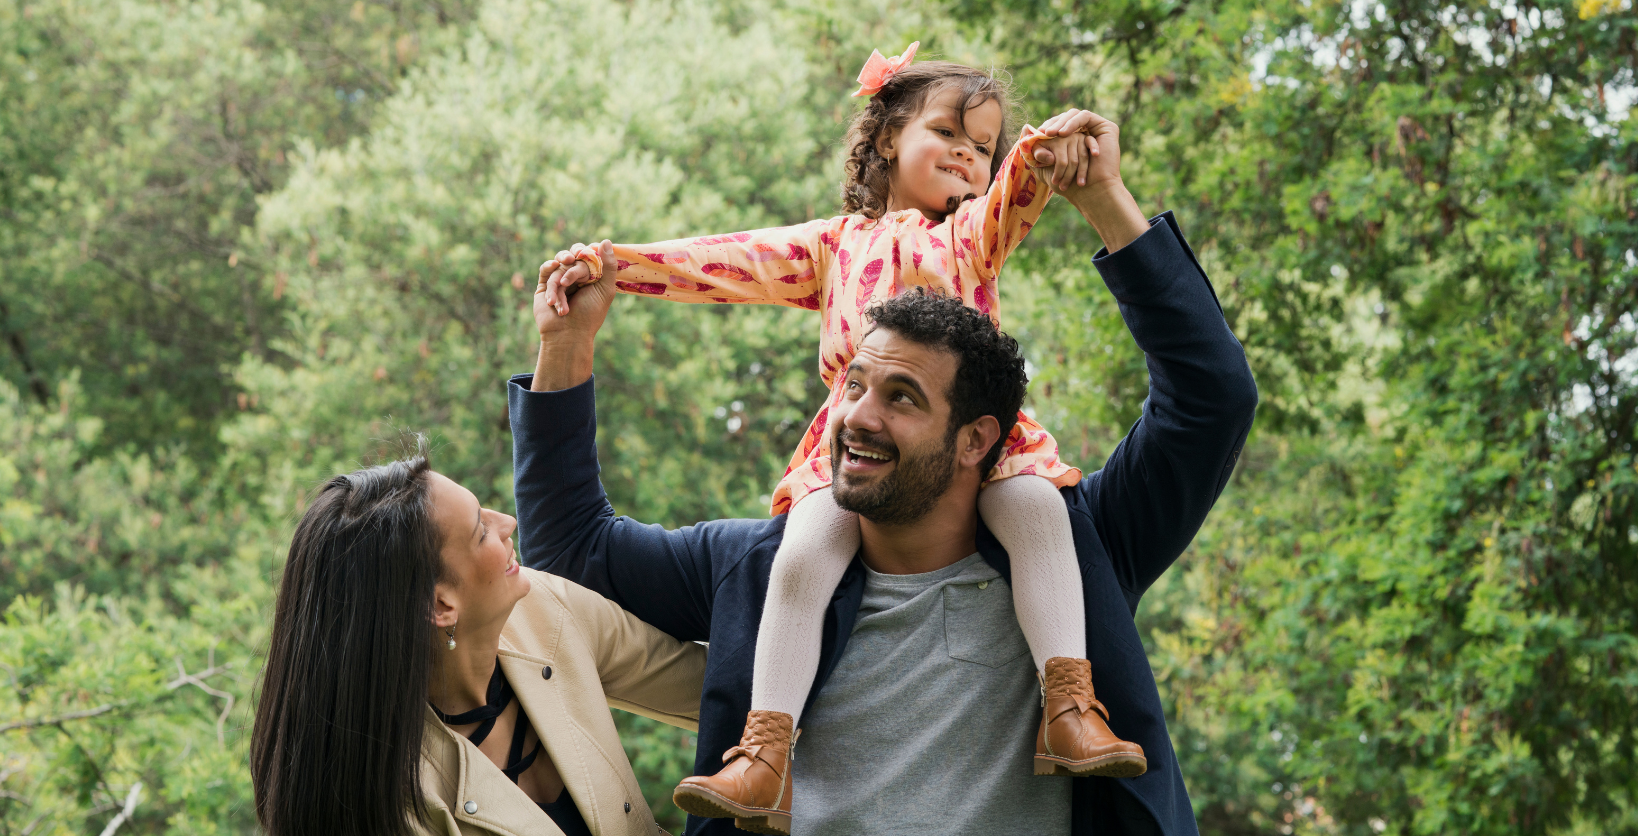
[{"left": 830, "top": 425, "right": 958, "bottom": 526}]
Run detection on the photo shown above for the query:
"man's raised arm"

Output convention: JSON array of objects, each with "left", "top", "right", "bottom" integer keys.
[
  {"left": 1051, "top": 118, "right": 1260, "bottom": 602},
  {"left": 508, "top": 242, "right": 754, "bottom": 641}
]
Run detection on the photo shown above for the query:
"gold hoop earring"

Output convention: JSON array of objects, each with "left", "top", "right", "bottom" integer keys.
[{"left": 445, "top": 620, "right": 457, "bottom": 650}]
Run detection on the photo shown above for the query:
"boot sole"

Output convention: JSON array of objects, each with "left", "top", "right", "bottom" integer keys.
[
  {"left": 1034, "top": 752, "right": 1148, "bottom": 778},
  {"left": 672, "top": 784, "right": 791, "bottom": 835}
]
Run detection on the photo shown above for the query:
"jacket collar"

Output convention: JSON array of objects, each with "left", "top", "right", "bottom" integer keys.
[{"left": 422, "top": 645, "right": 587, "bottom": 835}]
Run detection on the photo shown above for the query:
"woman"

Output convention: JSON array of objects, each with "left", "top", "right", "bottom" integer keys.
[{"left": 251, "top": 442, "right": 704, "bottom": 836}]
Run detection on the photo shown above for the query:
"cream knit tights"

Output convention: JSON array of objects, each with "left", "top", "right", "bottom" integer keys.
[
  {"left": 977, "top": 474, "right": 1086, "bottom": 670},
  {"left": 750, "top": 476, "right": 1084, "bottom": 723},
  {"left": 751, "top": 487, "right": 860, "bottom": 724}
]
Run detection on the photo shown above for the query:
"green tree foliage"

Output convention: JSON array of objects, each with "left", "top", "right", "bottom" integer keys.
[
  {"left": 1, "top": 378, "right": 274, "bottom": 833},
  {"left": 244, "top": 0, "right": 872, "bottom": 520},
  {"left": 0, "top": 0, "right": 478, "bottom": 454},
  {"left": 951, "top": 0, "right": 1638, "bottom": 832},
  {"left": 3, "top": 0, "right": 1635, "bottom": 832}
]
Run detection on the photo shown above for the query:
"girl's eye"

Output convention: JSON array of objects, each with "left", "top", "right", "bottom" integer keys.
[
  {"left": 935, "top": 128, "right": 954, "bottom": 137},
  {"left": 976, "top": 146, "right": 990, "bottom": 155}
]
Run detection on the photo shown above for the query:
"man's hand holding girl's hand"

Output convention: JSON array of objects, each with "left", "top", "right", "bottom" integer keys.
[
  {"left": 1029, "top": 108, "right": 1123, "bottom": 194},
  {"left": 1028, "top": 110, "right": 1148, "bottom": 254},
  {"left": 537, "top": 243, "right": 601, "bottom": 316},
  {"left": 535, "top": 240, "right": 615, "bottom": 339}
]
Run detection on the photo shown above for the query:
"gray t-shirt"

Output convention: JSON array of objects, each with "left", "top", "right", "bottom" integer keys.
[{"left": 791, "top": 553, "right": 1072, "bottom": 835}]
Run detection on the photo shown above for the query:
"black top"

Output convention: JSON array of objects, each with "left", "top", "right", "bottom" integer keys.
[
  {"left": 433, "top": 665, "right": 594, "bottom": 836},
  {"left": 509, "top": 212, "right": 1259, "bottom": 836}
]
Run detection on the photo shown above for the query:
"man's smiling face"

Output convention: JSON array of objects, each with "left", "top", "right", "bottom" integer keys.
[{"left": 830, "top": 327, "right": 964, "bottom": 525}]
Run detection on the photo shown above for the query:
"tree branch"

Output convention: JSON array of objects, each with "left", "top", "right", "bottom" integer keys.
[
  {"left": 96, "top": 782, "right": 142, "bottom": 836},
  {"left": 0, "top": 297, "right": 51, "bottom": 405},
  {"left": 0, "top": 703, "right": 123, "bottom": 733},
  {"left": 1, "top": 658, "right": 233, "bottom": 735},
  {"left": 168, "top": 658, "right": 235, "bottom": 745}
]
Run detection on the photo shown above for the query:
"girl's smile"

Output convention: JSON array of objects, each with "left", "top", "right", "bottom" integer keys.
[{"left": 881, "top": 86, "right": 1002, "bottom": 221}]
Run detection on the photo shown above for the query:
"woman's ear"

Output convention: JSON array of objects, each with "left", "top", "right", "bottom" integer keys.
[{"left": 432, "top": 582, "right": 460, "bottom": 629}]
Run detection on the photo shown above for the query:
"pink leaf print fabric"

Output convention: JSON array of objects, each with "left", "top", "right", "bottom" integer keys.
[{"left": 570, "top": 125, "right": 1080, "bottom": 514}]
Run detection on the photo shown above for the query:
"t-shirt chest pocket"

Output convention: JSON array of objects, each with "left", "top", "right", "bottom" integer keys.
[{"left": 941, "top": 581, "right": 1031, "bottom": 669}]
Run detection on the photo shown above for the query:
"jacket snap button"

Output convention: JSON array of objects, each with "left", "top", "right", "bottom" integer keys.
[
  {"left": 625, "top": 802, "right": 632, "bottom": 813},
  {"left": 978, "top": 581, "right": 989, "bottom": 590},
  {"left": 541, "top": 666, "right": 552, "bottom": 680},
  {"left": 463, "top": 800, "right": 478, "bottom": 814}
]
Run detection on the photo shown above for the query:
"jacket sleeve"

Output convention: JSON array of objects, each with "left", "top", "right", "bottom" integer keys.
[
  {"left": 553, "top": 578, "right": 706, "bottom": 732},
  {"left": 509, "top": 374, "right": 781, "bottom": 644},
  {"left": 954, "top": 126, "right": 1055, "bottom": 282},
  {"left": 569, "top": 218, "right": 835, "bottom": 310},
  {"left": 1075, "top": 212, "right": 1259, "bottom": 600}
]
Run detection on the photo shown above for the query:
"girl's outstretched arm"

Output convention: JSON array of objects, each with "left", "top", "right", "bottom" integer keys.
[
  {"left": 954, "top": 109, "right": 1101, "bottom": 283},
  {"left": 539, "top": 217, "right": 840, "bottom": 314}
]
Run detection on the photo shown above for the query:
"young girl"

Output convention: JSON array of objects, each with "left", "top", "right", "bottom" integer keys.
[{"left": 541, "top": 43, "right": 1145, "bottom": 834}]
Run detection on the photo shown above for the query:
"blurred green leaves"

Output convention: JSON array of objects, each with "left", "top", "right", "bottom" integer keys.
[{"left": 2, "top": 0, "right": 1634, "bottom": 832}]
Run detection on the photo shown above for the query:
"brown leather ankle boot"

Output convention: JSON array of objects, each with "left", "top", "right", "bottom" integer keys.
[
  {"left": 673, "top": 710, "right": 795, "bottom": 835},
  {"left": 1034, "top": 657, "right": 1147, "bottom": 777}
]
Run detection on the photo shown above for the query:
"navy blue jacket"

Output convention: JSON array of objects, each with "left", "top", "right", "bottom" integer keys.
[{"left": 509, "top": 213, "right": 1258, "bottom": 836}]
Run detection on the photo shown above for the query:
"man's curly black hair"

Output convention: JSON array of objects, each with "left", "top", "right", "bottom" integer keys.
[{"left": 863, "top": 288, "right": 1028, "bottom": 475}]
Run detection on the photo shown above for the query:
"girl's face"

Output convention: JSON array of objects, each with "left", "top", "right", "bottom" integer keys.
[
  {"left": 880, "top": 86, "right": 1003, "bottom": 220},
  {"left": 428, "top": 471, "right": 526, "bottom": 635}
]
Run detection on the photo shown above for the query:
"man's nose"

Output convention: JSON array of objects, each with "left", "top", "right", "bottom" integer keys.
[{"left": 840, "top": 389, "right": 886, "bottom": 433}]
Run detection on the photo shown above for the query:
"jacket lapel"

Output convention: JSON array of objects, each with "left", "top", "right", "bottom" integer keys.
[
  {"left": 498, "top": 651, "right": 615, "bottom": 836},
  {"left": 422, "top": 705, "right": 561, "bottom": 836}
]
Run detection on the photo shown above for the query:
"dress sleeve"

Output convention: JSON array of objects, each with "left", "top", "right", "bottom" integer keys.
[
  {"left": 570, "top": 218, "right": 835, "bottom": 311},
  {"left": 953, "top": 125, "right": 1055, "bottom": 282}
]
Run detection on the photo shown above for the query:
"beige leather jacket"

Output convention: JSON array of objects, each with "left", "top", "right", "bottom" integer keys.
[{"left": 415, "top": 568, "right": 705, "bottom": 836}]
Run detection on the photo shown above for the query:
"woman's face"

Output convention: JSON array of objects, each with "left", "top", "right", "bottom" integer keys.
[{"left": 428, "top": 471, "right": 526, "bottom": 635}]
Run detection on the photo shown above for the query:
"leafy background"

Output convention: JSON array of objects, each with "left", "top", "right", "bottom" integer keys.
[{"left": 2, "top": 0, "right": 1635, "bottom": 832}]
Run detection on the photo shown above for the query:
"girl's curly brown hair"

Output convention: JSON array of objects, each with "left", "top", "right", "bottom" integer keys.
[{"left": 841, "top": 61, "right": 1021, "bottom": 220}]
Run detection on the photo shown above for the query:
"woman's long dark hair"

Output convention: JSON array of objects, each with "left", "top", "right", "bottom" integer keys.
[{"left": 251, "top": 446, "right": 442, "bottom": 836}]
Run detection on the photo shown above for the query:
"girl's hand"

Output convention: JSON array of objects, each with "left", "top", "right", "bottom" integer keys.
[
  {"left": 1032, "top": 132, "right": 1098, "bottom": 190},
  {"left": 537, "top": 244, "right": 598, "bottom": 316},
  {"left": 1029, "top": 108, "right": 1102, "bottom": 189},
  {"left": 1032, "top": 109, "right": 1124, "bottom": 194},
  {"left": 535, "top": 240, "right": 616, "bottom": 339}
]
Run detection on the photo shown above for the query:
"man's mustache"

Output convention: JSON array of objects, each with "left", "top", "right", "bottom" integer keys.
[{"left": 835, "top": 428, "right": 898, "bottom": 460}]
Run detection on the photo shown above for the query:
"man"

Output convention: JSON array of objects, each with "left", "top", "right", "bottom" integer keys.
[{"left": 510, "top": 115, "right": 1256, "bottom": 835}]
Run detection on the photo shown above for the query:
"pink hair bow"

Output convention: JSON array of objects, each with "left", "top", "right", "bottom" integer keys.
[{"left": 851, "top": 41, "right": 919, "bottom": 98}]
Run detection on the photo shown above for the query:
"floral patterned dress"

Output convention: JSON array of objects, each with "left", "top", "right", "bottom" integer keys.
[{"left": 573, "top": 126, "right": 1080, "bottom": 515}]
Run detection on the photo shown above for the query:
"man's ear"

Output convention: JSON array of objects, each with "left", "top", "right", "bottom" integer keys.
[
  {"left": 956, "top": 415, "right": 1003, "bottom": 471},
  {"left": 432, "top": 582, "right": 460, "bottom": 629}
]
